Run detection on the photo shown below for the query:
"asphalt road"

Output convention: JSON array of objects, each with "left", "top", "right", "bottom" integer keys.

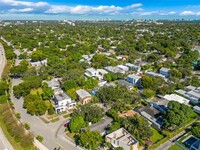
[{"left": 0, "top": 43, "right": 6, "bottom": 79}]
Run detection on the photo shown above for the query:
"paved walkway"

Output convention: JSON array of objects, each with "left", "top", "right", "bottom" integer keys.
[{"left": 0, "top": 124, "right": 14, "bottom": 150}]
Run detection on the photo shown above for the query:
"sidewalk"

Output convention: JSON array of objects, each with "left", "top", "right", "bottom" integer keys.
[
  {"left": 34, "top": 139, "right": 49, "bottom": 150},
  {"left": 0, "top": 127, "right": 14, "bottom": 150}
]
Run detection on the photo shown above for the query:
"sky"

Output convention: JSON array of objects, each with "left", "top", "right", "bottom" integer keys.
[{"left": 0, "top": 0, "right": 200, "bottom": 20}]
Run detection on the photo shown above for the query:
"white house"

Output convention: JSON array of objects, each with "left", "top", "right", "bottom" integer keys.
[
  {"left": 85, "top": 68, "right": 99, "bottom": 77},
  {"left": 85, "top": 68, "right": 108, "bottom": 80},
  {"left": 117, "top": 65, "right": 129, "bottom": 72},
  {"left": 125, "top": 63, "right": 141, "bottom": 72},
  {"left": 126, "top": 74, "right": 141, "bottom": 86},
  {"left": 30, "top": 59, "right": 47, "bottom": 67},
  {"left": 159, "top": 67, "right": 170, "bottom": 77},
  {"left": 97, "top": 69, "right": 108, "bottom": 77},
  {"left": 54, "top": 93, "right": 76, "bottom": 113}
]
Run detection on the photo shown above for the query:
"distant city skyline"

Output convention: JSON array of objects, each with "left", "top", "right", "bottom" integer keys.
[{"left": 0, "top": 0, "right": 200, "bottom": 20}]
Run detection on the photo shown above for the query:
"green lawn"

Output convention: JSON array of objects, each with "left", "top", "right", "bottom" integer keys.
[
  {"left": 0, "top": 104, "right": 35, "bottom": 150},
  {"left": 30, "top": 88, "right": 43, "bottom": 95},
  {"left": 168, "top": 144, "right": 182, "bottom": 150},
  {"left": 0, "top": 116, "right": 23, "bottom": 150},
  {"left": 63, "top": 113, "right": 71, "bottom": 118},
  {"left": 50, "top": 117, "right": 59, "bottom": 123},
  {"left": 150, "top": 127, "right": 164, "bottom": 143},
  {"left": 66, "top": 132, "right": 75, "bottom": 141}
]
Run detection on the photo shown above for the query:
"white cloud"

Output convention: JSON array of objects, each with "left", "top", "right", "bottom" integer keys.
[
  {"left": 179, "top": 11, "right": 200, "bottom": 16},
  {"left": 137, "top": 8, "right": 143, "bottom": 11},
  {"left": 0, "top": 0, "right": 143, "bottom": 15},
  {"left": 0, "top": 0, "right": 48, "bottom": 7},
  {"left": 45, "top": 4, "right": 140, "bottom": 14},
  {"left": 169, "top": 11, "right": 176, "bottom": 15},
  {"left": 180, "top": 11, "right": 195, "bottom": 16},
  {"left": 140, "top": 11, "right": 158, "bottom": 16},
  {"left": 9, "top": 7, "right": 34, "bottom": 12},
  {"left": 125, "top": 3, "right": 142, "bottom": 9}
]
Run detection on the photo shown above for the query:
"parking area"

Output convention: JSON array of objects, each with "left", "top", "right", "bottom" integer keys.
[{"left": 90, "top": 117, "right": 112, "bottom": 135}]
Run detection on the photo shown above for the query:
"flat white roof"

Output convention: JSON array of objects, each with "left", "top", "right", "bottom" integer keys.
[
  {"left": 164, "top": 94, "right": 189, "bottom": 105},
  {"left": 117, "top": 65, "right": 129, "bottom": 70}
]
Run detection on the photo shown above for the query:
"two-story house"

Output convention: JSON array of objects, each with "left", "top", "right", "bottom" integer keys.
[
  {"left": 76, "top": 89, "right": 92, "bottom": 104},
  {"left": 126, "top": 74, "right": 141, "bottom": 86},
  {"left": 54, "top": 93, "right": 76, "bottom": 113}
]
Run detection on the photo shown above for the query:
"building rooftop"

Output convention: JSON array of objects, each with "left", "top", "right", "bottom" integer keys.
[
  {"left": 193, "top": 106, "right": 200, "bottom": 111},
  {"left": 146, "top": 71, "right": 165, "bottom": 78},
  {"left": 117, "top": 80, "right": 133, "bottom": 88},
  {"left": 76, "top": 89, "right": 91, "bottom": 99},
  {"left": 47, "top": 78, "right": 60, "bottom": 88},
  {"left": 97, "top": 69, "right": 108, "bottom": 75},
  {"left": 140, "top": 106, "right": 161, "bottom": 118},
  {"left": 127, "top": 74, "right": 141, "bottom": 80},
  {"left": 187, "top": 90, "right": 200, "bottom": 98},
  {"left": 125, "top": 63, "right": 140, "bottom": 68},
  {"left": 175, "top": 89, "right": 187, "bottom": 95},
  {"left": 106, "top": 128, "right": 138, "bottom": 147},
  {"left": 105, "top": 66, "right": 126, "bottom": 74},
  {"left": 186, "top": 85, "right": 196, "bottom": 91},
  {"left": 153, "top": 99, "right": 169, "bottom": 106},
  {"left": 160, "top": 67, "right": 170, "bottom": 72},
  {"left": 117, "top": 65, "right": 129, "bottom": 71},
  {"left": 164, "top": 94, "right": 190, "bottom": 105},
  {"left": 86, "top": 68, "right": 97, "bottom": 73},
  {"left": 54, "top": 93, "right": 71, "bottom": 101}
]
